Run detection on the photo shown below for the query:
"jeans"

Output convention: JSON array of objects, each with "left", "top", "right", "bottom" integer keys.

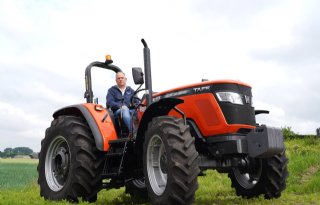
[{"left": 114, "top": 106, "right": 135, "bottom": 131}]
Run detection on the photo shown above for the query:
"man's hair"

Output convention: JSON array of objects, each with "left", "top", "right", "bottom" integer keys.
[{"left": 116, "top": 71, "right": 126, "bottom": 76}]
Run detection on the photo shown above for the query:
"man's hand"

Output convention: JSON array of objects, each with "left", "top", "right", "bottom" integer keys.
[{"left": 121, "top": 105, "right": 128, "bottom": 110}]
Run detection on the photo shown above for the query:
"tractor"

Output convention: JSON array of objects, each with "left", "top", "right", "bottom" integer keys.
[{"left": 38, "top": 39, "right": 288, "bottom": 205}]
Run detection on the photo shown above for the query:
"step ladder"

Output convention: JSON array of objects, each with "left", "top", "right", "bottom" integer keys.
[{"left": 102, "top": 138, "right": 128, "bottom": 178}]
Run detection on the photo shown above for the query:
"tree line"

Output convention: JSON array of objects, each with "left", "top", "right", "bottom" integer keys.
[{"left": 0, "top": 147, "right": 34, "bottom": 158}]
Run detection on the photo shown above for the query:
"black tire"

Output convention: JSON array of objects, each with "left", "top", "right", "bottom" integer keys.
[
  {"left": 125, "top": 178, "right": 149, "bottom": 203},
  {"left": 228, "top": 149, "right": 288, "bottom": 199},
  {"left": 143, "top": 116, "right": 200, "bottom": 205},
  {"left": 37, "top": 115, "right": 105, "bottom": 202}
]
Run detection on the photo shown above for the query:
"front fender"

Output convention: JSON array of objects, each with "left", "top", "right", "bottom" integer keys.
[{"left": 136, "top": 98, "right": 184, "bottom": 147}]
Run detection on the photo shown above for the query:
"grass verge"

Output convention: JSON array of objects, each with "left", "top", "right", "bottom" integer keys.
[{"left": 0, "top": 137, "right": 319, "bottom": 204}]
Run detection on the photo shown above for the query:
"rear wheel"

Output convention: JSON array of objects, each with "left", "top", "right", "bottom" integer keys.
[
  {"left": 228, "top": 149, "right": 288, "bottom": 199},
  {"left": 37, "top": 115, "right": 104, "bottom": 202},
  {"left": 143, "top": 116, "right": 200, "bottom": 205}
]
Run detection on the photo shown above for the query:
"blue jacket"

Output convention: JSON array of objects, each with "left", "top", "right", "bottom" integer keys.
[{"left": 106, "top": 85, "right": 135, "bottom": 111}]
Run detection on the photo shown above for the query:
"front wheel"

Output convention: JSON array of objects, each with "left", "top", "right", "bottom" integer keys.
[
  {"left": 143, "top": 116, "right": 200, "bottom": 205},
  {"left": 228, "top": 149, "right": 288, "bottom": 199},
  {"left": 37, "top": 115, "right": 104, "bottom": 202}
]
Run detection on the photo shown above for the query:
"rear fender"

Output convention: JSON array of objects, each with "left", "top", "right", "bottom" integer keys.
[{"left": 53, "top": 104, "right": 118, "bottom": 151}]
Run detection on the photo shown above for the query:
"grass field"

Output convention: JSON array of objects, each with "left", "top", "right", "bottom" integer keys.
[
  {"left": 0, "top": 158, "right": 38, "bottom": 190},
  {"left": 1, "top": 137, "right": 320, "bottom": 205}
]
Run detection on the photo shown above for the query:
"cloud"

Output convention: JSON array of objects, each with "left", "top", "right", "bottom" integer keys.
[
  {"left": 0, "top": 101, "right": 45, "bottom": 151},
  {"left": 0, "top": 64, "right": 83, "bottom": 151},
  {"left": 246, "top": 0, "right": 320, "bottom": 133},
  {"left": 1, "top": 0, "right": 320, "bottom": 152},
  {"left": 251, "top": 0, "right": 320, "bottom": 65}
]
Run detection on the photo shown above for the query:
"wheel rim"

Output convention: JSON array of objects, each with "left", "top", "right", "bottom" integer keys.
[
  {"left": 146, "top": 134, "right": 167, "bottom": 196},
  {"left": 132, "top": 178, "right": 146, "bottom": 188},
  {"left": 233, "top": 159, "right": 262, "bottom": 189},
  {"left": 45, "top": 135, "right": 71, "bottom": 191}
]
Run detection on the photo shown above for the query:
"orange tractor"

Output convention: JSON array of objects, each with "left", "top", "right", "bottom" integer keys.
[{"left": 38, "top": 39, "right": 288, "bottom": 205}]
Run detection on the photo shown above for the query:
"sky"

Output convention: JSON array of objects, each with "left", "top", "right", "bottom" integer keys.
[{"left": 0, "top": 0, "right": 319, "bottom": 152}]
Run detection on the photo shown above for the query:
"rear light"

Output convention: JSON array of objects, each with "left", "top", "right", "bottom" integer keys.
[{"left": 216, "top": 92, "right": 244, "bottom": 105}]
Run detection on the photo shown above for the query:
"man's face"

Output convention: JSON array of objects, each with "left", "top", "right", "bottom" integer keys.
[{"left": 116, "top": 72, "right": 127, "bottom": 87}]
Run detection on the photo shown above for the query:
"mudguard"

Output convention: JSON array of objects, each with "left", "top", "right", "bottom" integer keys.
[
  {"left": 53, "top": 104, "right": 118, "bottom": 151},
  {"left": 136, "top": 98, "right": 184, "bottom": 146}
]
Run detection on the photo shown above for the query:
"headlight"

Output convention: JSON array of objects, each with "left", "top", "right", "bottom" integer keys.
[{"left": 216, "top": 92, "right": 243, "bottom": 105}]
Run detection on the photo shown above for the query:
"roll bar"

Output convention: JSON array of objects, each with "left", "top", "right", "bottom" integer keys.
[{"left": 84, "top": 61, "right": 122, "bottom": 103}]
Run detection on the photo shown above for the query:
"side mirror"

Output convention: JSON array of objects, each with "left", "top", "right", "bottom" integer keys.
[{"left": 132, "top": 67, "right": 144, "bottom": 85}]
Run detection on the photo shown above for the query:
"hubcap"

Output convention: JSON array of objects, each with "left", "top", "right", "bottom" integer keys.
[
  {"left": 146, "top": 135, "right": 167, "bottom": 196},
  {"left": 45, "top": 136, "right": 71, "bottom": 191},
  {"left": 233, "top": 158, "right": 262, "bottom": 189},
  {"left": 131, "top": 177, "right": 146, "bottom": 188}
]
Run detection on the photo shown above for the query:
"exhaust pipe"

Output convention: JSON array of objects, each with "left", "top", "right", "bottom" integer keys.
[{"left": 141, "top": 39, "right": 153, "bottom": 106}]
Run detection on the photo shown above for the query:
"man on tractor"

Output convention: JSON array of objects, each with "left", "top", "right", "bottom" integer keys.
[{"left": 106, "top": 71, "right": 137, "bottom": 133}]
